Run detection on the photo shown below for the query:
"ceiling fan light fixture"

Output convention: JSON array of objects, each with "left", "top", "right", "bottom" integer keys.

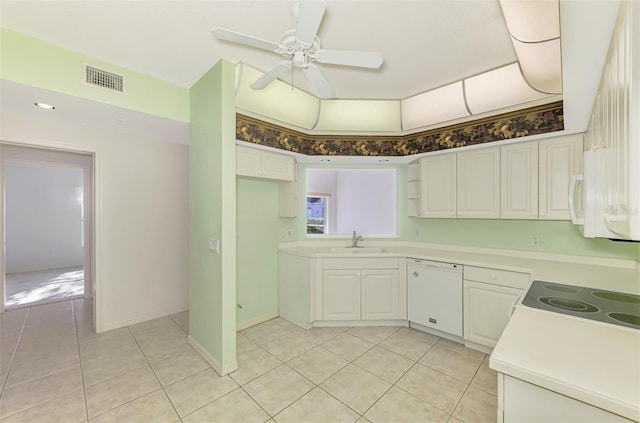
[
  {"left": 212, "top": 0, "right": 382, "bottom": 99},
  {"left": 293, "top": 51, "right": 307, "bottom": 68}
]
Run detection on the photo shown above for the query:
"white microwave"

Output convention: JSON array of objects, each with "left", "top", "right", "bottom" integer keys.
[{"left": 569, "top": 149, "right": 639, "bottom": 241}]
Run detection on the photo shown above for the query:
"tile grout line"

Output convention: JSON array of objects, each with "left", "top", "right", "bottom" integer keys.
[
  {"left": 71, "top": 299, "right": 91, "bottom": 423},
  {"left": 345, "top": 329, "right": 437, "bottom": 420},
  {"left": 0, "top": 307, "right": 29, "bottom": 403},
  {"left": 0, "top": 301, "right": 85, "bottom": 420},
  {"left": 128, "top": 322, "right": 184, "bottom": 421},
  {"left": 270, "top": 326, "right": 412, "bottom": 421}
]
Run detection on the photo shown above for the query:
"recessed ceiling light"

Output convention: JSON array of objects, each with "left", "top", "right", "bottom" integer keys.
[{"left": 34, "top": 102, "right": 55, "bottom": 110}]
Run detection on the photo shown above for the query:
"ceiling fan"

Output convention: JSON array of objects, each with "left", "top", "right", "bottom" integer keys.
[{"left": 212, "top": 0, "right": 384, "bottom": 99}]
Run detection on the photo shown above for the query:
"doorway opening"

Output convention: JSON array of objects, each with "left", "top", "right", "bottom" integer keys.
[
  {"left": 5, "top": 164, "right": 85, "bottom": 308},
  {"left": 1, "top": 144, "right": 94, "bottom": 312}
]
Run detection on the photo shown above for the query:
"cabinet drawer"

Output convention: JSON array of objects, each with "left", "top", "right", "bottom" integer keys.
[
  {"left": 464, "top": 266, "right": 530, "bottom": 290},
  {"left": 323, "top": 257, "right": 399, "bottom": 270}
]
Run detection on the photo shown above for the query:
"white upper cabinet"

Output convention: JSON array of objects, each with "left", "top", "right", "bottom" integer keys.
[
  {"left": 236, "top": 145, "right": 262, "bottom": 178},
  {"left": 236, "top": 145, "right": 295, "bottom": 181},
  {"left": 410, "top": 136, "right": 582, "bottom": 221},
  {"left": 419, "top": 154, "right": 457, "bottom": 218},
  {"left": 586, "top": 0, "right": 639, "bottom": 239},
  {"left": 457, "top": 147, "right": 501, "bottom": 218},
  {"left": 501, "top": 141, "right": 539, "bottom": 219},
  {"left": 538, "top": 135, "right": 583, "bottom": 220}
]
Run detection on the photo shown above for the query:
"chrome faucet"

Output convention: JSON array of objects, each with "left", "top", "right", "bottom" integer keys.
[{"left": 351, "top": 230, "right": 364, "bottom": 248}]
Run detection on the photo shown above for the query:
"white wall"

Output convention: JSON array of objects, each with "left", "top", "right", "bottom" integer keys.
[
  {"left": 307, "top": 168, "right": 337, "bottom": 233},
  {"left": 336, "top": 169, "right": 397, "bottom": 235},
  {"left": 1, "top": 109, "right": 190, "bottom": 331},
  {"left": 5, "top": 164, "right": 84, "bottom": 273}
]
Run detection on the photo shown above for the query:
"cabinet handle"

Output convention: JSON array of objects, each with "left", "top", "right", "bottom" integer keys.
[
  {"left": 491, "top": 275, "right": 497, "bottom": 280},
  {"left": 457, "top": 211, "right": 461, "bottom": 216},
  {"left": 451, "top": 212, "right": 455, "bottom": 216}
]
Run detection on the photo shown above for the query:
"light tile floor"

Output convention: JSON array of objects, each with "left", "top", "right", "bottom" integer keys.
[{"left": 0, "top": 299, "right": 497, "bottom": 422}]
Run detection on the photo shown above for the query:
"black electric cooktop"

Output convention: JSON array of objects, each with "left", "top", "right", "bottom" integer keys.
[{"left": 522, "top": 281, "right": 640, "bottom": 330}]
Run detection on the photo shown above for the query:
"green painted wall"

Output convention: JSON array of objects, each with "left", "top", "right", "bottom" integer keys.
[
  {"left": 286, "top": 165, "right": 638, "bottom": 260},
  {"left": 407, "top": 218, "right": 638, "bottom": 259},
  {"left": 189, "top": 59, "right": 236, "bottom": 370},
  {"left": 236, "top": 178, "right": 280, "bottom": 325},
  {"left": 0, "top": 29, "right": 189, "bottom": 122}
]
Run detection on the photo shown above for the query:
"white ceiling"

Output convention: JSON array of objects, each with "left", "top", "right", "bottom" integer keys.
[
  {"left": 0, "top": 0, "right": 622, "bottom": 140},
  {"left": 0, "top": 0, "right": 519, "bottom": 100}
]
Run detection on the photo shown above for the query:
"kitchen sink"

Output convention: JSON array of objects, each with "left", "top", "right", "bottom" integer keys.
[{"left": 329, "top": 247, "right": 386, "bottom": 254}]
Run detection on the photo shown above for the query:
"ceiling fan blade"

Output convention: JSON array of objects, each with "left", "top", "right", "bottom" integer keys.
[
  {"left": 295, "top": 0, "right": 326, "bottom": 46},
  {"left": 250, "top": 61, "right": 293, "bottom": 90},
  {"left": 212, "top": 28, "right": 281, "bottom": 52},
  {"left": 303, "top": 64, "right": 335, "bottom": 99},
  {"left": 315, "top": 49, "right": 384, "bottom": 69}
]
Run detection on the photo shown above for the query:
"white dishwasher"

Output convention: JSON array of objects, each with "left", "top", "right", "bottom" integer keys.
[{"left": 407, "top": 258, "right": 463, "bottom": 337}]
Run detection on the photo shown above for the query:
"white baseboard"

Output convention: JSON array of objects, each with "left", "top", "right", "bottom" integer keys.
[
  {"left": 188, "top": 335, "right": 238, "bottom": 376},
  {"left": 409, "top": 321, "right": 464, "bottom": 344},
  {"left": 100, "top": 306, "right": 188, "bottom": 332},
  {"left": 312, "top": 320, "right": 408, "bottom": 328},
  {"left": 236, "top": 311, "right": 279, "bottom": 331},
  {"left": 464, "top": 340, "right": 494, "bottom": 355}
]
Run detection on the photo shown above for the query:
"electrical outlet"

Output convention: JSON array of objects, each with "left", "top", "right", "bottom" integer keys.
[
  {"left": 280, "top": 228, "right": 286, "bottom": 238},
  {"left": 412, "top": 229, "right": 420, "bottom": 238},
  {"left": 286, "top": 229, "right": 294, "bottom": 238},
  {"left": 531, "top": 235, "right": 541, "bottom": 246}
]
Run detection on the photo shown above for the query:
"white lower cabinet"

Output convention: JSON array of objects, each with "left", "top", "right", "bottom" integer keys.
[
  {"left": 323, "top": 270, "right": 361, "bottom": 321},
  {"left": 501, "top": 374, "right": 634, "bottom": 422},
  {"left": 322, "top": 257, "right": 403, "bottom": 322},
  {"left": 323, "top": 269, "right": 400, "bottom": 321},
  {"left": 463, "top": 266, "right": 530, "bottom": 348},
  {"left": 361, "top": 270, "right": 400, "bottom": 320}
]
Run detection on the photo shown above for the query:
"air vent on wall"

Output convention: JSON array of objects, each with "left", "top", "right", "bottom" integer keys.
[{"left": 83, "top": 64, "right": 124, "bottom": 92}]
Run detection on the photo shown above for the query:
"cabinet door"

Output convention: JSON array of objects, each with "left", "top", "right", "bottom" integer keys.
[
  {"left": 463, "top": 281, "right": 523, "bottom": 348},
  {"left": 236, "top": 145, "right": 262, "bottom": 178},
  {"left": 501, "top": 142, "right": 539, "bottom": 219},
  {"left": 262, "top": 150, "right": 295, "bottom": 181},
  {"left": 538, "top": 135, "right": 583, "bottom": 220},
  {"left": 420, "top": 154, "right": 457, "bottom": 218},
  {"left": 361, "top": 270, "right": 399, "bottom": 320},
  {"left": 457, "top": 147, "right": 500, "bottom": 218},
  {"left": 323, "top": 270, "right": 361, "bottom": 321}
]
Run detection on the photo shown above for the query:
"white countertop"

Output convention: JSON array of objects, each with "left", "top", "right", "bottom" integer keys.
[
  {"left": 279, "top": 243, "right": 640, "bottom": 293},
  {"left": 490, "top": 305, "right": 640, "bottom": 421}
]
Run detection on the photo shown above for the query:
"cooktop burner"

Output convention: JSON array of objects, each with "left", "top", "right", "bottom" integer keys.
[{"left": 523, "top": 281, "right": 640, "bottom": 330}]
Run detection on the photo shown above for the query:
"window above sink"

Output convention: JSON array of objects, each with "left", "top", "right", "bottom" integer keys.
[{"left": 306, "top": 168, "right": 397, "bottom": 237}]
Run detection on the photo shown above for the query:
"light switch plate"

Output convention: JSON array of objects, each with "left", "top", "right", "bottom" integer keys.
[{"left": 208, "top": 238, "right": 219, "bottom": 253}]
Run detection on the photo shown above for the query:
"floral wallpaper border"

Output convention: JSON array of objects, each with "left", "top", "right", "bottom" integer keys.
[{"left": 236, "top": 101, "right": 564, "bottom": 157}]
